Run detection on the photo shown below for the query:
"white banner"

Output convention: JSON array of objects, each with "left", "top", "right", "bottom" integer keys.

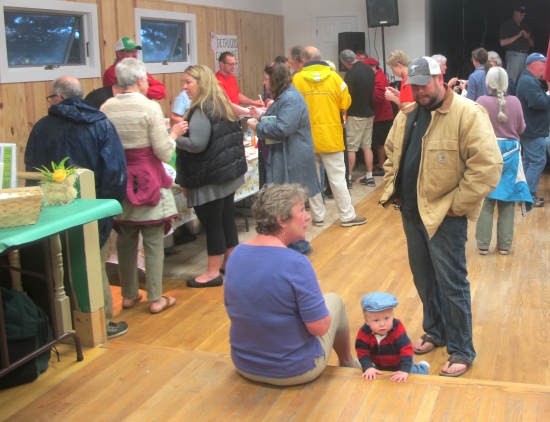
[{"left": 211, "top": 32, "right": 239, "bottom": 76}]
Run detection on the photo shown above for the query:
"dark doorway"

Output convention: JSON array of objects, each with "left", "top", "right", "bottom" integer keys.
[{"left": 429, "top": 0, "right": 550, "bottom": 81}]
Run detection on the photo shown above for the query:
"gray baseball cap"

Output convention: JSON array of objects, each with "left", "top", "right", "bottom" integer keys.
[{"left": 405, "top": 56, "right": 442, "bottom": 86}]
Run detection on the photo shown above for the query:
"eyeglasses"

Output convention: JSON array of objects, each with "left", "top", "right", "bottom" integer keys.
[
  {"left": 45, "top": 93, "right": 63, "bottom": 103},
  {"left": 223, "top": 61, "right": 238, "bottom": 67}
]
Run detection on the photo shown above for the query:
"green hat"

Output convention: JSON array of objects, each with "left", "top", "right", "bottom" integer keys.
[{"left": 115, "top": 37, "right": 142, "bottom": 52}]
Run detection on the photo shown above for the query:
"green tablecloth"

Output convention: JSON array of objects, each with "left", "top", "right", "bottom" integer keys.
[{"left": 0, "top": 199, "right": 122, "bottom": 254}]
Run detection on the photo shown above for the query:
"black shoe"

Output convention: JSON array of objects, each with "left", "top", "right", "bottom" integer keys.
[
  {"left": 359, "top": 177, "right": 376, "bottom": 187},
  {"left": 107, "top": 321, "right": 128, "bottom": 339},
  {"left": 347, "top": 180, "right": 353, "bottom": 189},
  {"left": 325, "top": 189, "right": 334, "bottom": 199},
  {"left": 187, "top": 275, "right": 224, "bottom": 288},
  {"left": 532, "top": 196, "right": 544, "bottom": 207},
  {"left": 372, "top": 167, "right": 385, "bottom": 176}
]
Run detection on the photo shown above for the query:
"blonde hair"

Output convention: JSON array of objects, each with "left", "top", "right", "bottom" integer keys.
[
  {"left": 386, "top": 50, "right": 410, "bottom": 67},
  {"left": 183, "top": 65, "right": 236, "bottom": 121},
  {"left": 486, "top": 67, "right": 509, "bottom": 122},
  {"left": 324, "top": 60, "right": 336, "bottom": 71}
]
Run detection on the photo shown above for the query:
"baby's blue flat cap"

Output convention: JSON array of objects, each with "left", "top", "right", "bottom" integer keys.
[{"left": 361, "top": 292, "right": 398, "bottom": 312}]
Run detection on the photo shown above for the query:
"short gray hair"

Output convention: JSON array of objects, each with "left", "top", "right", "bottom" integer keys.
[
  {"left": 488, "top": 51, "right": 503, "bottom": 67},
  {"left": 431, "top": 54, "right": 447, "bottom": 65},
  {"left": 340, "top": 49, "right": 356, "bottom": 64},
  {"left": 115, "top": 58, "right": 147, "bottom": 90},
  {"left": 51, "top": 76, "right": 83, "bottom": 99},
  {"left": 289, "top": 45, "right": 303, "bottom": 62},
  {"left": 301, "top": 46, "right": 321, "bottom": 62},
  {"left": 252, "top": 184, "right": 309, "bottom": 235}
]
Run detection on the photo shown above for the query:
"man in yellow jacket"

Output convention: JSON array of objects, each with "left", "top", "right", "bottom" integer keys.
[
  {"left": 293, "top": 46, "right": 367, "bottom": 227},
  {"left": 380, "top": 57, "right": 503, "bottom": 378}
]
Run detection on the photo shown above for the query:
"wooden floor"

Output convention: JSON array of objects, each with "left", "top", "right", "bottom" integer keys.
[{"left": 1, "top": 171, "right": 549, "bottom": 421}]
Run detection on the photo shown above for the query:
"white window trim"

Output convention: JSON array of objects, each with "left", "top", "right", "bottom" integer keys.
[
  {"left": 134, "top": 8, "right": 197, "bottom": 75},
  {"left": 0, "top": 0, "right": 101, "bottom": 84}
]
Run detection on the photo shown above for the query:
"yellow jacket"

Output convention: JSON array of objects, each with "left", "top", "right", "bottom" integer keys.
[
  {"left": 379, "top": 86, "right": 503, "bottom": 238},
  {"left": 293, "top": 62, "right": 352, "bottom": 153}
]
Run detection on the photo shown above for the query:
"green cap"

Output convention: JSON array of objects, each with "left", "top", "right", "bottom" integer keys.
[{"left": 115, "top": 37, "right": 142, "bottom": 52}]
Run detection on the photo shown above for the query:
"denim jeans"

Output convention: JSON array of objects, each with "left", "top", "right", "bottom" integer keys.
[
  {"left": 505, "top": 51, "right": 528, "bottom": 84},
  {"left": 288, "top": 240, "right": 312, "bottom": 255},
  {"left": 401, "top": 212, "right": 476, "bottom": 363},
  {"left": 521, "top": 136, "right": 547, "bottom": 196},
  {"left": 411, "top": 362, "right": 429, "bottom": 375}
]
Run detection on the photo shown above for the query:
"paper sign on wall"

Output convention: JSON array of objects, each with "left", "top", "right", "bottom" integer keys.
[{"left": 210, "top": 32, "right": 239, "bottom": 76}]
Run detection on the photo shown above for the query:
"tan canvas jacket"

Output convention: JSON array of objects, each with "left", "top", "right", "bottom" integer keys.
[{"left": 379, "top": 86, "right": 503, "bottom": 238}]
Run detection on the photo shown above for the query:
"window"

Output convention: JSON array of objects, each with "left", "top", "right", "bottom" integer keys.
[
  {"left": 0, "top": 0, "right": 101, "bottom": 83},
  {"left": 135, "top": 9, "right": 197, "bottom": 75}
]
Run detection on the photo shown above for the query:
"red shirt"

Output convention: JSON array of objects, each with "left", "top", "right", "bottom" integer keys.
[
  {"left": 399, "top": 76, "right": 414, "bottom": 108},
  {"left": 216, "top": 71, "right": 240, "bottom": 104},
  {"left": 372, "top": 68, "right": 394, "bottom": 122},
  {"left": 103, "top": 64, "right": 166, "bottom": 100}
]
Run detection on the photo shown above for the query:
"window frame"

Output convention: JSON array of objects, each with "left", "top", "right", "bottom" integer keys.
[
  {"left": 134, "top": 8, "right": 197, "bottom": 75},
  {"left": 0, "top": 0, "right": 101, "bottom": 84}
]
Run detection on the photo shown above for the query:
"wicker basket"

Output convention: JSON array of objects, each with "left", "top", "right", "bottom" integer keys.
[{"left": 0, "top": 186, "right": 43, "bottom": 229}]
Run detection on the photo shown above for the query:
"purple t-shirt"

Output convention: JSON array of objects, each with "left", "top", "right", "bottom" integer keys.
[
  {"left": 224, "top": 244, "right": 329, "bottom": 378},
  {"left": 476, "top": 95, "right": 526, "bottom": 140}
]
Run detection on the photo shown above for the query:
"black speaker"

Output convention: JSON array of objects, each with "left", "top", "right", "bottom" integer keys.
[
  {"left": 338, "top": 32, "right": 365, "bottom": 71},
  {"left": 366, "top": 0, "right": 399, "bottom": 28}
]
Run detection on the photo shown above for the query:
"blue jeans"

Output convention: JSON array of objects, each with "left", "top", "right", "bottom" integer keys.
[
  {"left": 401, "top": 212, "right": 476, "bottom": 363},
  {"left": 505, "top": 51, "right": 528, "bottom": 84},
  {"left": 288, "top": 240, "right": 312, "bottom": 255},
  {"left": 411, "top": 362, "right": 429, "bottom": 375},
  {"left": 521, "top": 136, "right": 547, "bottom": 196}
]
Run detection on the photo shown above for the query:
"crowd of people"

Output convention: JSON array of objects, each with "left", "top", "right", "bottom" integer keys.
[{"left": 22, "top": 4, "right": 549, "bottom": 386}]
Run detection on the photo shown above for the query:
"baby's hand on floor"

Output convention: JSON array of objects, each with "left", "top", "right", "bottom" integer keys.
[
  {"left": 390, "top": 371, "right": 409, "bottom": 383},
  {"left": 362, "top": 367, "right": 383, "bottom": 380}
]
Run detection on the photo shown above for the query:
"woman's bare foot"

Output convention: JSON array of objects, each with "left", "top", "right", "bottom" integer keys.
[
  {"left": 194, "top": 271, "right": 221, "bottom": 283},
  {"left": 122, "top": 292, "right": 142, "bottom": 309},
  {"left": 150, "top": 296, "right": 176, "bottom": 314},
  {"left": 440, "top": 360, "right": 467, "bottom": 375}
]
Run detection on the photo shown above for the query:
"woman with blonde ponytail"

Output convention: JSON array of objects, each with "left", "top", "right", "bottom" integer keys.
[{"left": 475, "top": 66, "right": 532, "bottom": 256}]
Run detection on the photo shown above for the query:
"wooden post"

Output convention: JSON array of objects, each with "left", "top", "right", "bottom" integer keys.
[
  {"left": 50, "top": 234, "right": 72, "bottom": 333},
  {"left": 7, "top": 250, "right": 23, "bottom": 292}
]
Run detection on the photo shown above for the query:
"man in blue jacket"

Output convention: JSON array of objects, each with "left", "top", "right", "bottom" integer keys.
[
  {"left": 516, "top": 53, "right": 550, "bottom": 207},
  {"left": 25, "top": 76, "right": 128, "bottom": 338}
]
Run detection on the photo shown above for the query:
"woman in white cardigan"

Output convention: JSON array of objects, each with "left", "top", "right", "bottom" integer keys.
[{"left": 102, "top": 58, "right": 186, "bottom": 314}]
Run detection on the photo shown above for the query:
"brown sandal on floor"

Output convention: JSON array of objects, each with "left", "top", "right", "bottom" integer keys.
[
  {"left": 122, "top": 293, "right": 143, "bottom": 309},
  {"left": 150, "top": 296, "right": 176, "bottom": 314},
  {"left": 439, "top": 356, "right": 471, "bottom": 377},
  {"left": 413, "top": 334, "right": 443, "bottom": 355}
]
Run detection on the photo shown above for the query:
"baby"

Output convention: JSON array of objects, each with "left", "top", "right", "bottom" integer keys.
[{"left": 355, "top": 292, "right": 429, "bottom": 382}]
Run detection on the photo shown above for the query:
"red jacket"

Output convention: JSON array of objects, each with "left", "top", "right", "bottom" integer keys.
[
  {"left": 103, "top": 64, "right": 166, "bottom": 100},
  {"left": 369, "top": 66, "right": 394, "bottom": 122}
]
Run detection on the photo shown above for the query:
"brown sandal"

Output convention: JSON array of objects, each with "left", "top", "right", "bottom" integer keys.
[
  {"left": 413, "top": 334, "right": 442, "bottom": 355},
  {"left": 439, "top": 356, "right": 471, "bottom": 377},
  {"left": 150, "top": 296, "right": 176, "bottom": 314}
]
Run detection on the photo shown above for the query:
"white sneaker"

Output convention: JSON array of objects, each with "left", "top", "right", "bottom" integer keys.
[{"left": 418, "top": 360, "right": 430, "bottom": 369}]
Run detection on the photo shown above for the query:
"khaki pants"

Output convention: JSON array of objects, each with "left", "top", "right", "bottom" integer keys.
[
  {"left": 237, "top": 292, "right": 350, "bottom": 386},
  {"left": 117, "top": 224, "right": 165, "bottom": 302}
]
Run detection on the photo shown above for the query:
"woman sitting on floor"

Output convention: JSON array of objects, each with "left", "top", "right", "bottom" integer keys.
[{"left": 224, "top": 183, "right": 358, "bottom": 386}]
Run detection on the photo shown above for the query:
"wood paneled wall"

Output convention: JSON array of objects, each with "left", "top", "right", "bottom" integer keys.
[{"left": 0, "top": 0, "right": 284, "bottom": 172}]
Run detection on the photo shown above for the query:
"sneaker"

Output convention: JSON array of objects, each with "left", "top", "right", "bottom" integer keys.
[
  {"left": 347, "top": 180, "right": 353, "bottom": 189},
  {"left": 533, "top": 196, "right": 544, "bottom": 207},
  {"left": 477, "top": 247, "right": 488, "bottom": 255},
  {"left": 107, "top": 321, "right": 129, "bottom": 339},
  {"left": 341, "top": 216, "right": 367, "bottom": 227},
  {"left": 359, "top": 177, "right": 376, "bottom": 187},
  {"left": 498, "top": 248, "right": 509, "bottom": 255},
  {"left": 372, "top": 167, "right": 385, "bottom": 176},
  {"left": 418, "top": 360, "right": 430, "bottom": 370},
  {"left": 313, "top": 220, "right": 324, "bottom": 227}
]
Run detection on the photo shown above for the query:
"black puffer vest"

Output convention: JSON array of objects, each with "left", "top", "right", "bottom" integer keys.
[{"left": 176, "top": 104, "right": 247, "bottom": 189}]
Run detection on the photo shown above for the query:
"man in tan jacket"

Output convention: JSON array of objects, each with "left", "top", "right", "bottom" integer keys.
[{"left": 380, "top": 57, "right": 502, "bottom": 378}]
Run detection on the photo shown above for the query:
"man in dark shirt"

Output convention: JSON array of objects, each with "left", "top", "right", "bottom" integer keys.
[
  {"left": 339, "top": 49, "right": 376, "bottom": 187},
  {"left": 499, "top": 5, "right": 534, "bottom": 84},
  {"left": 84, "top": 84, "right": 122, "bottom": 109},
  {"left": 380, "top": 57, "right": 503, "bottom": 378}
]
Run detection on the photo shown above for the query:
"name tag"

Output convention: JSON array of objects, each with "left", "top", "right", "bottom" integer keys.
[{"left": 438, "top": 153, "right": 447, "bottom": 163}]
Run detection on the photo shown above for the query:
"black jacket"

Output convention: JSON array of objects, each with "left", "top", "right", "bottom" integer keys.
[
  {"left": 176, "top": 105, "right": 247, "bottom": 189},
  {"left": 25, "top": 98, "right": 127, "bottom": 247}
]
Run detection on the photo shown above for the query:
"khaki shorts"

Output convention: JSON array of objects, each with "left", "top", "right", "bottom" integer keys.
[
  {"left": 346, "top": 116, "right": 374, "bottom": 151},
  {"left": 236, "top": 292, "right": 350, "bottom": 386}
]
